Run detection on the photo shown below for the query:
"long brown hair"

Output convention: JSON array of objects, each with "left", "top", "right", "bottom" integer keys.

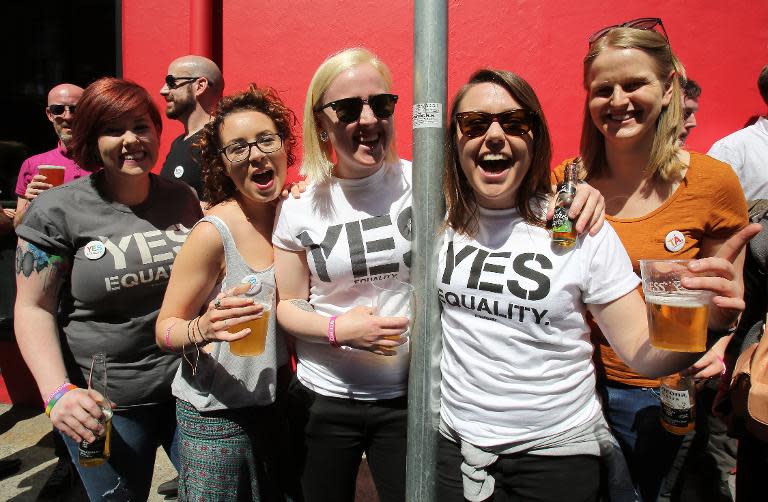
[
  {"left": 580, "top": 27, "right": 686, "bottom": 182},
  {"left": 444, "top": 69, "right": 552, "bottom": 236},
  {"left": 198, "top": 84, "right": 298, "bottom": 207}
]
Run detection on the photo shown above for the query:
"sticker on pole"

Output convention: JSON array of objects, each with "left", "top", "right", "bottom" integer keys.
[{"left": 412, "top": 103, "right": 443, "bottom": 129}]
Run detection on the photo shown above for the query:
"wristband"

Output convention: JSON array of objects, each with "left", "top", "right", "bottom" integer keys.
[
  {"left": 327, "top": 316, "right": 340, "bottom": 348},
  {"left": 44, "top": 383, "right": 78, "bottom": 417},
  {"left": 163, "top": 321, "right": 179, "bottom": 351},
  {"left": 715, "top": 355, "right": 727, "bottom": 377}
]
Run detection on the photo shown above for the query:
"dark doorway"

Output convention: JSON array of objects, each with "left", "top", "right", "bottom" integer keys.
[{"left": 0, "top": 0, "right": 119, "bottom": 204}]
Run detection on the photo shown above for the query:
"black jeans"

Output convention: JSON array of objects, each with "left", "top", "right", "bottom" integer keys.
[
  {"left": 288, "top": 378, "right": 407, "bottom": 502},
  {"left": 436, "top": 434, "right": 600, "bottom": 502}
]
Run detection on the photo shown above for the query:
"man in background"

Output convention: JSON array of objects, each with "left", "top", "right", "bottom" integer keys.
[
  {"left": 679, "top": 79, "right": 701, "bottom": 145},
  {"left": 709, "top": 65, "right": 768, "bottom": 200},
  {"left": 159, "top": 55, "right": 224, "bottom": 199},
  {"left": 13, "top": 84, "right": 88, "bottom": 227}
]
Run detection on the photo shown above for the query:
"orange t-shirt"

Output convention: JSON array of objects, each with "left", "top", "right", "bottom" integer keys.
[{"left": 553, "top": 152, "right": 748, "bottom": 387}]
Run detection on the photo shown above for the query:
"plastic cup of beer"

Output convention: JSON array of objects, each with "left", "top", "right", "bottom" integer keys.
[
  {"left": 228, "top": 279, "right": 275, "bottom": 357},
  {"left": 38, "top": 165, "right": 66, "bottom": 187},
  {"left": 372, "top": 279, "right": 414, "bottom": 342},
  {"left": 639, "top": 259, "right": 713, "bottom": 352}
]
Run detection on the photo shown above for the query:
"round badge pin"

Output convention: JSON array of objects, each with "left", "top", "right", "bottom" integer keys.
[
  {"left": 173, "top": 165, "right": 185, "bottom": 178},
  {"left": 241, "top": 274, "right": 261, "bottom": 295},
  {"left": 84, "top": 240, "right": 106, "bottom": 260},
  {"left": 665, "top": 230, "right": 686, "bottom": 252}
]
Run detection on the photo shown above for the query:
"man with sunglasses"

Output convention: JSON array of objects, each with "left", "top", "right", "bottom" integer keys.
[
  {"left": 13, "top": 83, "right": 89, "bottom": 227},
  {"left": 159, "top": 55, "right": 224, "bottom": 199}
]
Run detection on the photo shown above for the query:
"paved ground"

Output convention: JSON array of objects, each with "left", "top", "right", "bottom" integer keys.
[{"left": 0, "top": 403, "right": 378, "bottom": 501}]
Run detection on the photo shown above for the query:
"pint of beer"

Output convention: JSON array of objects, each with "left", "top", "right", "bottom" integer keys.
[
  {"left": 228, "top": 278, "right": 275, "bottom": 357},
  {"left": 639, "top": 260, "right": 712, "bottom": 352},
  {"left": 38, "top": 165, "right": 66, "bottom": 187}
]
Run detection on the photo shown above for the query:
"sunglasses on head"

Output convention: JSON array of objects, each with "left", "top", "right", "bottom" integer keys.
[
  {"left": 316, "top": 93, "right": 398, "bottom": 123},
  {"left": 589, "top": 17, "right": 669, "bottom": 45},
  {"left": 454, "top": 110, "right": 536, "bottom": 138},
  {"left": 164, "top": 75, "right": 200, "bottom": 89},
  {"left": 48, "top": 104, "right": 76, "bottom": 116}
]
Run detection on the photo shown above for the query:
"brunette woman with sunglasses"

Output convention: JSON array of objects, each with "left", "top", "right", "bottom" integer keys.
[
  {"left": 552, "top": 20, "right": 751, "bottom": 501},
  {"left": 155, "top": 85, "right": 299, "bottom": 501},
  {"left": 436, "top": 68, "right": 755, "bottom": 502}
]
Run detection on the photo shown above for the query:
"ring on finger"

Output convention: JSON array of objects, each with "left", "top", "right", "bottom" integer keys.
[
  {"left": 214, "top": 298, "right": 222, "bottom": 309},
  {"left": 224, "top": 319, "right": 229, "bottom": 329}
]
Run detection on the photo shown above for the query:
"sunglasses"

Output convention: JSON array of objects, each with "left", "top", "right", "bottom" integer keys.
[
  {"left": 164, "top": 75, "right": 200, "bottom": 89},
  {"left": 454, "top": 110, "right": 536, "bottom": 138},
  {"left": 316, "top": 93, "right": 398, "bottom": 123},
  {"left": 48, "top": 104, "right": 76, "bottom": 116},
  {"left": 589, "top": 17, "right": 669, "bottom": 45}
]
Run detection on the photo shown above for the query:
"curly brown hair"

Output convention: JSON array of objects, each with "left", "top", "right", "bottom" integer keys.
[{"left": 198, "top": 84, "right": 299, "bottom": 206}]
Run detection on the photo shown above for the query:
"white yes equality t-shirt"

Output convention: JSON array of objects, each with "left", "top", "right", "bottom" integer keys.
[
  {"left": 273, "top": 160, "right": 412, "bottom": 400},
  {"left": 438, "top": 204, "right": 640, "bottom": 448}
]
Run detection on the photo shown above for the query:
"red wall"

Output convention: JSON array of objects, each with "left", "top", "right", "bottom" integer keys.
[{"left": 122, "top": 1, "right": 768, "bottom": 173}]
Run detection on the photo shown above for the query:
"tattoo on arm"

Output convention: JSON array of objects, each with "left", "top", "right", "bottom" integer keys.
[
  {"left": 288, "top": 298, "right": 315, "bottom": 312},
  {"left": 15, "top": 242, "right": 70, "bottom": 291}
]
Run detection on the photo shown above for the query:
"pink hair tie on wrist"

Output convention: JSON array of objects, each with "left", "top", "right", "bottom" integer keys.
[
  {"left": 163, "top": 321, "right": 179, "bottom": 351},
  {"left": 327, "top": 316, "right": 340, "bottom": 347},
  {"left": 716, "top": 355, "right": 727, "bottom": 377}
]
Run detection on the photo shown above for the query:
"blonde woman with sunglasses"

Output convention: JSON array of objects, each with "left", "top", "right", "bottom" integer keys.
[{"left": 553, "top": 19, "right": 750, "bottom": 501}]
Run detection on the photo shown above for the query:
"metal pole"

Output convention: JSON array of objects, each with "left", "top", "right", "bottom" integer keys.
[{"left": 407, "top": 1, "right": 447, "bottom": 500}]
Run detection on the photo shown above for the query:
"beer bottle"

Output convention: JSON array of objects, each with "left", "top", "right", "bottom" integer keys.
[
  {"left": 552, "top": 159, "right": 580, "bottom": 248},
  {"left": 659, "top": 373, "right": 696, "bottom": 434},
  {"left": 78, "top": 352, "right": 113, "bottom": 467}
]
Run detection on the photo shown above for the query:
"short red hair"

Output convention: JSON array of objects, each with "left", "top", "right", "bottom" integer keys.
[{"left": 69, "top": 77, "right": 162, "bottom": 171}]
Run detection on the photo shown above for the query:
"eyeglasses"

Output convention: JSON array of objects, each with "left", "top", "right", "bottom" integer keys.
[
  {"left": 589, "top": 17, "right": 669, "bottom": 45},
  {"left": 219, "top": 134, "right": 283, "bottom": 163},
  {"left": 48, "top": 104, "right": 76, "bottom": 116},
  {"left": 454, "top": 110, "right": 536, "bottom": 138},
  {"left": 315, "top": 94, "right": 398, "bottom": 123},
  {"left": 164, "top": 75, "right": 200, "bottom": 90}
]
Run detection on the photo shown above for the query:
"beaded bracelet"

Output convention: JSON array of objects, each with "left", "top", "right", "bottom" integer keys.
[
  {"left": 44, "top": 383, "right": 78, "bottom": 417},
  {"left": 327, "top": 316, "right": 340, "bottom": 348}
]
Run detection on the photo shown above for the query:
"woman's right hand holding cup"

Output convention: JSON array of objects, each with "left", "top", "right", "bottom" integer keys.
[
  {"left": 335, "top": 305, "right": 409, "bottom": 356},
  {"left": 200, "top": 284, "right": 265, "bottom": 342}
]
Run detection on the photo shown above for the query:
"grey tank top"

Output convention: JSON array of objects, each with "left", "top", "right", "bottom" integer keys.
[{"left": 171, "top": 215, "right": 289, "bottom": 411}]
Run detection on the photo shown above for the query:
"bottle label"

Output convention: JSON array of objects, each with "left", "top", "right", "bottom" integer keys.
[
  {"left": 78, "top": 436, "right": 106, "bottom": 460},
  {"left": 660, "top": 386, "right": 693, "bottom": 427},
  {"left": 552, "top": 206, "right": 573, "bottom": 233}
]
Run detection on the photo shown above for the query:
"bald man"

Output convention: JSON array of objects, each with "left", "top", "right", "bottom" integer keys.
[
  {"left": 13, "top": 83, "right": 89, "bottom": 226},
  {"left": 159, "top": 55, "right": 224, "bottom": 197}
]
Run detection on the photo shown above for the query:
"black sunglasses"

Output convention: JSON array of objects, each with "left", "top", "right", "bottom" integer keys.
[
  {"left": 455, "top": 110, "right": 536, "bottom": 138},
  {"left": 48, "top": 104, "right": 76, "bottom": 116},
  {"left": 589, "top": 17, "right": 669, "bottom": 45},
  {"left": 316, "top": 93, "right": 398, "bottom": 123},
  {"left": 164, "top": 75, "right": 200, "bottom": 89}
]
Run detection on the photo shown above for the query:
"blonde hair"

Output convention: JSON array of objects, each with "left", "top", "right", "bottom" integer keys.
[
  {"left": 580, "top": 27, "right": 686, "bottom": 182},
  {"left": 302, "top": 47, "right": 398, "bottom": 184}
]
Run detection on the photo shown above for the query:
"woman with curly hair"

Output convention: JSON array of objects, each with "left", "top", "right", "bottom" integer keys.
[{"left": 156, "top": 84, "right": 299, "bottom": 501}]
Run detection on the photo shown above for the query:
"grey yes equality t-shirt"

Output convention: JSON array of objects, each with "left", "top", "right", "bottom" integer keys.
[{"left": 16, "top": 173, "right": 203, "bottom": 408}]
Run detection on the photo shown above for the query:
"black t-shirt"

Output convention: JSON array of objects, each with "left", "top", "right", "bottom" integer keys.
[{"left": 160, "top": 130, "right": 203, "bottom": 197}]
